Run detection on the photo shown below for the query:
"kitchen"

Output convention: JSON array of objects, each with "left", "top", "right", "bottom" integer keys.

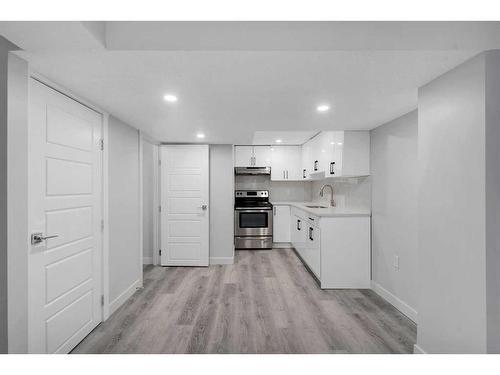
[{"left": 233, "top": 131, "right": 371, "bottom": 289}]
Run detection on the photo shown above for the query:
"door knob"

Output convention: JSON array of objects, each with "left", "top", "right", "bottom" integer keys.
[
  {"left": 201, "top": 204, "right": 208, "bottom": 210},
  {"left": 31, "top": 232, "right": 59, "bottom": 245}
]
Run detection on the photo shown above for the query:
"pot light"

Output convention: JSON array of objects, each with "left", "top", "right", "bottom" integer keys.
[
  {"left": 275, "top": 139, "right": 282, "bottom": 143},
  {"left": 316, "top": 104, "right": 330, "bottom": 113},
  {"left": 163, "top": 94, "right": 178, "bottom": 103},
  {"left": 196, "top": 132, "right": 205, "bottom": 139}
]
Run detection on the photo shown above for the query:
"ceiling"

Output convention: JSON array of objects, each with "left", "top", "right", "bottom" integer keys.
[
  {"left": 1, "top": 21, "right": 497, "bottom": 144},
  {"left": 252, "top": 131, "right": 319, "bottom": 145}
]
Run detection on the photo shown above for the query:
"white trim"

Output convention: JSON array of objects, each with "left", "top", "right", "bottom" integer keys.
[
  {"left": 371, "top": 280, "right": 418, "bottom": 323},
  {"left": 102, "top": 114, "right": 110, "bottom": 321},
  {"left": 141, "top": 138, "right": 161, "bottom": 266},
  {"left": 138, "top": 131, "right": 144, "bottom": 287},
  {"left": 30, "top": 71, "right": 108, "bottom": 115},
  {"left": 210, "top": 257, "right": 234, "bottom": 265},
  {"left": 143, "top": 256, "right": 153, "bottom": 265},
  {"left": 413, "top": 344, "right": 427, "bottom": 354},
  {"left": 273, "top": 242, "right": 292, "bottom": 248},
  {"left": 108, "top": 279, "right": 141, "bottom": 316}
]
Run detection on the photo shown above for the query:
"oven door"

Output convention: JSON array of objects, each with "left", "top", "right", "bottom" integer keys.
[{"left": 234, "top": 208, "right": 273, "bottom": 237}]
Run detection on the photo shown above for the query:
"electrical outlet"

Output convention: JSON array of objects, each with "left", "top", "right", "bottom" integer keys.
[{"left": 394, "top": 255, "right": 400, "bottom": 270}]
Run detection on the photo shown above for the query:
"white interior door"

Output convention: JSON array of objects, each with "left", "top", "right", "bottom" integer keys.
[
  {"left": 161, "top": 145, "right": 209, "bottom": 266},
  {"left": 28, "top": 79, "right": 103, "bottom": 353}
]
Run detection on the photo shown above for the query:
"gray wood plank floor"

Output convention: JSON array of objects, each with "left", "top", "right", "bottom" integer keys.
[{"left": 72, "top": 248, "right": 416, "bottom": 354}]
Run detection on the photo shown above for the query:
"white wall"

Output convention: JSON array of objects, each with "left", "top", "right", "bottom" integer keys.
[
  {"left": 0, "top": 36, "right": 11, "bottom": 354},
  {"left": 416, "top": 52, "right": 500, "bottom": 353},
  {"left": 235, "top": 175, "right": 312, "bottom": 202},
  {"left": 108, "top": 116, "right": 141, "bottom": 312},
  {"left": 485, "top": 50, "right": 500, "bottom": 353},
  {"left": 369, "top": 111, "right": 418, "bottom": 322},
  {"left": 142, "top": 140, "right": 156, "bottom": 264},
  {"left": 210, "top": 145, "right": 234, "bottom": 264}
]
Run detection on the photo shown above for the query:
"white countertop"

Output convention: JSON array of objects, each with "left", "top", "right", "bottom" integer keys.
[{"left": 271, "top": 201, "right": 371, "bottom": 217}]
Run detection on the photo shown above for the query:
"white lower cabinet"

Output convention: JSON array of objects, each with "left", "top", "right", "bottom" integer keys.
[
  {"left": 273, "top": 205, "right": 291, "bottom": 243},
  {"left": 290, "top": 206, "right": 370, "bottom": 289}
]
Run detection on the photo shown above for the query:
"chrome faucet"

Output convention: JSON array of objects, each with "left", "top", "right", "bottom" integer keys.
[{"left": 319, "top": 184, "right": 336, "bottom": 207}]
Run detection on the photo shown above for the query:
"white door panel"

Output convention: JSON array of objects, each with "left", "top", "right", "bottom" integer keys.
[
  {"left": 161, "top": 145, "right": 209, "bottom": 266},
  {"left": 28, "top": 79, "right": 103, "bottom": 353}
]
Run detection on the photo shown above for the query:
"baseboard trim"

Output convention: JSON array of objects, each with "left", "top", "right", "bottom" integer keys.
[
  {"left": 273, "top": 242, "right": 292, "bottom": 248},
  {"left": 413, "top": 344, "right": 426, "bottom": 354},
  {"left": 109, "top": 279, "right": 141, "bottom": 316},
  {"left": 371, "top": 281, "right": 418, "bottom": 323},
  {"left": 143, "top": 256, "right": 153, "bottom": 265},
  {"left": 210, "top": 256, "right": 234, "bottom": 265}
]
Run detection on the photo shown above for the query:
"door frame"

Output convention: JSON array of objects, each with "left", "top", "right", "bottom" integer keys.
[
  {"left": 7, "top": 71, "right": 112, "bottom": 352},
  {"left": 140, "top": 133, "right": 161, "bottom": 266},
  {"left": 30, "top": 72, "right": 111, "bottom": 323}
]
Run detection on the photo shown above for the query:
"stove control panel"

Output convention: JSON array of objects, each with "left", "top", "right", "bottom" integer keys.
[{"left": 235, "top": 190, "right": 269, "bottom": 198}]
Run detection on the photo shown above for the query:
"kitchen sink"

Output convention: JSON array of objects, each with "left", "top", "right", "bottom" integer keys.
[{"left": 305, "top": 205, "right": 328, "bottom": 209}]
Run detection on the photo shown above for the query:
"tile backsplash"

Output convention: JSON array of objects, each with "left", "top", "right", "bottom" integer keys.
[
  {"left": 310, "top": 176, "right": 371, "bottom": 210},
  {"left": 235, "top": 174, "right": 371, "bottom": 210},
  {"left": 235, "top": 175, "right": 312, "bottom": 202}
]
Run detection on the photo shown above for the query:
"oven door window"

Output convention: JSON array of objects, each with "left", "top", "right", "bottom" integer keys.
[{"left": 239, "top": 211, "right": 268, "bottom": 228}]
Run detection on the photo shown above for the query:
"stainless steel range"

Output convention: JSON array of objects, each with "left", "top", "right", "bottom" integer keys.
[{"left": 234, "top": 190, "right": 273, "bottom": 249}]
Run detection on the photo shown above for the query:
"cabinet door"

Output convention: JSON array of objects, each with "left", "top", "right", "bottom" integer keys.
[
  {"left": 286, "top": 146, "right": 302, "bottom": 180},
  {"left": 292, "top": 215, "right": 307, "bottom": 258},
  {"left": 306, "top": 224, "right": 321, "bottom": 278},
  {"left": 273, "top": 205, "right": 291, "bottom": 242},
  {"left": 234, "top": 146, "right": 254, "bottom": 167},
  {"left": 320, "top": 131, "right": 341, "bottom": 177},
  {"left": 301, "top": 142, "right": 311, "bottom": 180},
  {"left": 271, "top": 146, "right": 302, "bottom": 181},
  {"left": 271, "top": 146, "right": 287, "bottom": 181},
  {"left": 254, "top": 146, "right": 272, "bottom": 167},
  {"left": 308, "top": 134, "right": 322, "bottom": 175}
]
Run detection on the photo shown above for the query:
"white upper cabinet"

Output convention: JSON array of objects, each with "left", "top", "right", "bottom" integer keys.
[
  {"left": 301, "top": 141, "right": 313, "bottom": 180},
  {"left": 271, "top": 146, "right": 302, "bottom": 181},
  {"left": 234, "top": 146, "right": 254, "bottom": 167},
  {"left": 303, "top": 131, "right": 369, "bottom": 178},
  {"left": 253, "top": 146, "right": 272, "bottom": 167},
  {"left": 234, "top": 146, "right": 272, "bottom": 167}
]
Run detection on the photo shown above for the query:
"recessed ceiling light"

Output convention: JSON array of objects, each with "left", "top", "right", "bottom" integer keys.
[
  {"left": 196, "top": 132, "right": 205, "bottom": 139},
  {"left": 275, "top": 139, "right": 282, "bottom": 143},
  {"left": 316, "top": 104, "right": 330, "bottom": 113},
  {"left": 163, "top": 94, "right": 178, "bottom": 103}
]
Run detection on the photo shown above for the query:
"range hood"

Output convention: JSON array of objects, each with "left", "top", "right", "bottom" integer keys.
[{"left": 234, "top": 167, "right": 271, "bottom": 175}]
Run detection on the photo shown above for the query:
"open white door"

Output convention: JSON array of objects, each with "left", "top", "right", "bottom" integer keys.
[
  {"left": 160, "top": 145, "right": 209, "bottom": 266},
  {"left": 28, "top": 79, "right": 103, "bottom": 353}
]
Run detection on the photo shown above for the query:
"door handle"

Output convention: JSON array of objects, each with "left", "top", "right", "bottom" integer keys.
[
  {"left": 309, "top": 227, "right": 313, "bottom": 241},
  {"left": 31, "top": 232, "right": 59, "bottom": 245},
  {"left": 283, "top": 170, "right": 285, "bottom": 179},
  {"left": 201, "top": 204, "right": 208, "bottom": 210},
  {"left": 297, "top": 219, "right": 301, "bottom": 230}
]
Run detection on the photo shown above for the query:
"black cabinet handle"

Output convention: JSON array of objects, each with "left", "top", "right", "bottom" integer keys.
[
  {"left": 303, "top": 169, "right": 306, "bottom": 178},
  {"left": 330, "top": 161, "right": 335, "bottom": 175},
  {"left": 308, "top": 217, "right": 315, "bottom": 221},
  {"left": 297, "top": 219, "right": 301, "bottom": 231},
  {"left": 309, "top": 227, "right": 314, "bottom": 241},
  {"left": 314, "top": 160, "right": 318, "bottom": 171}
]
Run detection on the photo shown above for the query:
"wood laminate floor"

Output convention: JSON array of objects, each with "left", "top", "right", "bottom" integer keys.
[{"left": 72, "top": 248, "right": 416, "bottom": 354}]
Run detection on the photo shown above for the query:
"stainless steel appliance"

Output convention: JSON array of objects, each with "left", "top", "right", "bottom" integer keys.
[
  {"left": 234, "top": 166, "right": 271, "bottom": 175},
  {"left": 234, "top": 190, "right": 273, "bottom": 249}
]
